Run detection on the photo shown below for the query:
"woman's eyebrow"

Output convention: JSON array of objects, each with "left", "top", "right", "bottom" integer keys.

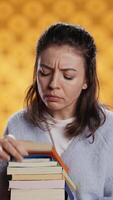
[
  {"left": 40, "top": 63, "right": 52, "bottom": 69},
  {"left": 61, "top": 68, "right": 77, "bottom": 72},
  {"left": 40, "top": 63, "right": 77, "bottom": 72}
]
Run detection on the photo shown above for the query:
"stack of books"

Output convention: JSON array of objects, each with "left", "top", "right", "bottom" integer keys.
[{"left": 7, "top": 140, "right": 76, "bottom": 200}]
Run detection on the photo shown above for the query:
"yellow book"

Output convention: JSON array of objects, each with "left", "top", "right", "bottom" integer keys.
[{"left": 11, "top": 173, "right": 63, "bottom": 181}]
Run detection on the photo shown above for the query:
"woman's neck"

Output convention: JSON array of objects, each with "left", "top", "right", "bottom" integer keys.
[{"left": 48, "top": 110, "right": 75, "bottom": 120}]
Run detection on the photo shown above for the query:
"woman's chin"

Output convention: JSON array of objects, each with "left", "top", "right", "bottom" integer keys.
[{"left": 46, "top": 102, "right": 62, "bottom": 111}]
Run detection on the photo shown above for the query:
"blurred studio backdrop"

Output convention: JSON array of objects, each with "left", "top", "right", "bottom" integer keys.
[{"left": 0, "top": 0, "right": 113, "bottom": 135}]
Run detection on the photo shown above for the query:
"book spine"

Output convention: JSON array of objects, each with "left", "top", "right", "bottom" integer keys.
[{"left": 51, "top": 148, "right": 69, "bottom": 172}]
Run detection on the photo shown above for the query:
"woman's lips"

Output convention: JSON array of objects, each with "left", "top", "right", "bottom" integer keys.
[{"left": 44, "top": 95, "right": 62, "bottom": 102}]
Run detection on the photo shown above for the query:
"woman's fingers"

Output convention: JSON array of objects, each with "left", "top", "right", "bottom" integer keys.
[
  {"left": 0, "top": 145, "right": 10, "bottom": 161},
  {"left": 7, "top": 143, "right": 23, "bottom": 161},
  {"left": 7, "top": 135, "right": 29, "bottom": 157},
  {"left": 0, "top": 135, "right": 29, "bottom": 161},
  {"left": 1, "top": 137, "right": 23, "bottom": 161}
]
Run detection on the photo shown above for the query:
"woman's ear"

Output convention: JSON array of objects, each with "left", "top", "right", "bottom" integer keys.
[{"left": 82, "top": 83, "right": 87, "bottom": 90}]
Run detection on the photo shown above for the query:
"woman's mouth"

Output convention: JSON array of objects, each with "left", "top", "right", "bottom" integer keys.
[{"left": 44, "top": 95, "right": 62, "bottom": 102}]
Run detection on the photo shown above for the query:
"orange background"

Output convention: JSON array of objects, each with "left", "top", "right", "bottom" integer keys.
[{"left": 0, "top": 0, "right": 113, "bottom": 135}]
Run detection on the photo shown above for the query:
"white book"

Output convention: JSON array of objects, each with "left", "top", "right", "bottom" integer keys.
[
  {"left": 9, "top": 180, "right": 65, "bottom": 189},
  {"left": 8, "top": 161, "right": 58, "bottom": 168},
  {"left": 21, "top": 158, "right": 50, "bottom": 162},
  {"left": 11, "top": 189, "right": 65, "bottom": 200}
]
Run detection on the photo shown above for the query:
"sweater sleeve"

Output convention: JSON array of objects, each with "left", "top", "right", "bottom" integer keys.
[
  {"left": 103, "top": 139, "right": 113, "bottom": 199},
  {"left": 100, "top": 110, "right": 113, "bottom": 199}
]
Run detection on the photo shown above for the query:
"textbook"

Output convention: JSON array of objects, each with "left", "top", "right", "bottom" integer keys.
[
  {"left": 9, "top": 181, "right": 75, "bottom": 200},
  {"left": 9, "top": 180, "right": 65, "bottom": 189},
  {"left": 10, "top": 189, "right": 65, "bottom": 200},
  {"left": 12, "top": 158, "right": 50, "bottom": 162},
  {"left": 8, "top": 160, "right": 58, "bottom": 167},
  {"left": 11, "top": 173, "right": 63, "bottom": 181},
  {"left": 18, "top": 140, "right": 68, "bottom": 172},
  {"left": 7, "top": 165, "right": 63, "bottom": 175}
]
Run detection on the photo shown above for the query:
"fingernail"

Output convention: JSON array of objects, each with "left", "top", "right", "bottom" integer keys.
[
  {"left": 19, "top": 157, "right": 24, "bottom": 162},
  {"left": 7, "top": 156, "right": 10, "bottom": 161},
  {"left": 24, "top": 151, "right": 29, "bottom": 156}
]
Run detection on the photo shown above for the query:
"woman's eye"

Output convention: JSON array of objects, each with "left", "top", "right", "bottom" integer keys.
[
  {"left": 64, "top": 75, "right": 74, "bottom": 80},
  {"left": 39, "top": 70, "right": 51, "bottom": 76}
]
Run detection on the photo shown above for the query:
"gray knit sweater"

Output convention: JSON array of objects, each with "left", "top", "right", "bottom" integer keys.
[{"left": 0, "top": 109, "right": 113, "bottom": 200}]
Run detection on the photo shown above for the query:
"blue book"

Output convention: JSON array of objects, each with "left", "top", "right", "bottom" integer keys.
[
  {"left": 24, "top": 154, "right": 53, "bottom": 160},
  {"left": 65, "top": 182, "right": 75, "bottom": 200}
]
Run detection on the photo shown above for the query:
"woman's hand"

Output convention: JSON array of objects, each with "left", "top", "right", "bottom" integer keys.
[{"left": 0, "top": 135, "right": 29, "bottom": 161}]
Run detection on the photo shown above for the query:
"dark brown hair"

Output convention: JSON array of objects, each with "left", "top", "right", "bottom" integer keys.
[{"left": 24, "top": 22, "right": 106, "bottom": 140}]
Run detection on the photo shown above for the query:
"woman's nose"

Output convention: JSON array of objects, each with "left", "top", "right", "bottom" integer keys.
[{"left": 48, "top": 73, "right": 60, "bottom": 89}]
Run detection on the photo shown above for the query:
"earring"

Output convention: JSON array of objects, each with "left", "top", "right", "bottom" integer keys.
[{"left": 82, "top": 83, "right": 87, "bottom": 89}]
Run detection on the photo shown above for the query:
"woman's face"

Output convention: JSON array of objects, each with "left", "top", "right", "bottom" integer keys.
[{"left": 37, "top": 45, "right": 87, "bottom": 119}]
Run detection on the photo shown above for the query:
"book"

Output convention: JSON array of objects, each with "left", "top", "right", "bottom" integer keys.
[
  {"left": 11, "top": 173, "right": 63, "bottom": 181},
  {"left": 18, "top": 140, "right": 68, "bottom": 172},
  {"left": 7, "top": 166, "right": 63, "bottom": 175},
  {"left": 8, "top": 140, "right": 76, "bottom": 192},
  {"left": 8, "top": 140, "right": 76, "bottom": 200},
  {"left": 11, "top": 189, "right": 64, "bottom": 200},
  {"left": 65, "top": 182, "right": 75, "bottom": 200},
  {"left": 9, "top": 180, "right": 65, "bottom": 189},
  {"left": 19, "top": 158, "right": 50, "bottom": 162},
  {"left": 8, "top": 160, "right": 58, "bottom": 168},
  {"left": 63, "top": 170, "right": 76, "bottom": 192},
  {"left": 24, "top": 154, "right": 54, "bottom": 160}
]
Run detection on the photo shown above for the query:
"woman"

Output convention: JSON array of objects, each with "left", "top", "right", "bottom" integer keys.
[{"left": 0, "top": 22, "right": 113, "bottom": 200}]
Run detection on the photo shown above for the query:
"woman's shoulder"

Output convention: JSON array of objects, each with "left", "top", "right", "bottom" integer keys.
[
  {"left": 7, "top": 109, "right": 26, "bottom": 124},
  {"left": 103, "top": 107, "right": 113, "bottom": 125},
  {"left": 4, "top": 109, "right": 40, "bottom": 139},
  {"left": 97, "top": 108, "right": 113, "bottom": 147},
  {"left": 5, "top": 109, "right": 33, "bottom": 132},
  {"left": 3, "top": 109, "right": 29, "bottom": 136}
]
